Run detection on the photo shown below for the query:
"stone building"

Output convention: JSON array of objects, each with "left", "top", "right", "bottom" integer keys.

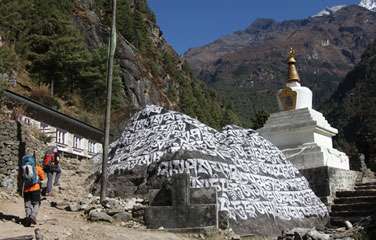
[
  {"left": 3, "top": 90, "right": 104, "bottom": 160},
  {"left": 20, "top": 115, "right": 102, "bottom": 159},
  {"left": 0, "top": 90, "right": 105, "bottom": 191}
]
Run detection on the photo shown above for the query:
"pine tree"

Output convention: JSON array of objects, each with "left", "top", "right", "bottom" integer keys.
[
  {"left": 251, "top": 111, "right": 270, "bottom": 129},
  {"left": 117, "top": 0, "right": 134, "bottom": 43}
]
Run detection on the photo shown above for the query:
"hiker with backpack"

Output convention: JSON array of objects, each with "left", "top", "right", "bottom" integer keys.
[
  {"left": 43, "top": 147, "right": 62, "bottom": 196},
  {"left": 20, "top": 154, "right": 45, "bottom": 227}
]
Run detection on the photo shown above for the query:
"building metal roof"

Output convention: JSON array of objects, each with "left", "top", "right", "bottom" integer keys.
[{"left": 4, "top": 90, "right": 104, "bottom": 142}]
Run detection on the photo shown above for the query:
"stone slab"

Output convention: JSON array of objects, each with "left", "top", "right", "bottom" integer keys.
[
  {"left": 145, "top": 204, "right": 217, "bottom": 229},
  {"left": 149, "top": 187, "right": 217, "bottom": 206},
  {"left": 230, "top": 214, "right": 328, "bottom": 236},
  {"left": 145, "top": 174, "right": 218, "bottom": 230},
  {"left": 190, "top": 188, "right": 217, "bottom": 205}
]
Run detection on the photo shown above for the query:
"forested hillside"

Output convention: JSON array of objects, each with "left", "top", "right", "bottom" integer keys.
[
  {"left": 0, "top": 0, "right": 239, "bottom": 135},
  {"left": 324, "top": 40, "right": 376, "bottom": 171}
]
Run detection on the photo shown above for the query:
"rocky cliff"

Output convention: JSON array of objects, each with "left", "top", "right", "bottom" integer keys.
[
  {"left": 0, "top": 0, "right": 238, "bottom": 136},
  {"left": 184, "top": 5, "right": 376, "bottom": 126}
]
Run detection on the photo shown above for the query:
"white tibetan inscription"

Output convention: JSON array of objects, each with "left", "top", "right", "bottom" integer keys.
[{"left": 107, "top": 105, "right": 328, "bottom": 222}]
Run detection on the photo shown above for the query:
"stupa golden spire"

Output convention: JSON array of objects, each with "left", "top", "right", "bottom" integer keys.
[{"left": 287, "top": 48, "right": 300, "bottom": 82}]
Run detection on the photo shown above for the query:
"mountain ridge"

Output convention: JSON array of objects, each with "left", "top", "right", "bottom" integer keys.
[
  {"left": 184, "top": 5, "right": 376, "bottom": 126},
  {"left": 360, "top": 0, "right": 376, "bottom": 11}
]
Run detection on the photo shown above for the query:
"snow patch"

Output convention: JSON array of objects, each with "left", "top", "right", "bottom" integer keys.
[
  {"left": 312, "top": 5, "right": 347, "bottom": 17},
  {"left": 360, "top": 0, "right": 376, "bottom": 11}
]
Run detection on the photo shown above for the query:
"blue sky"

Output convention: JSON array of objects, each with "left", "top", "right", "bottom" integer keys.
[{"left": 148, "top": 0, "right": 359, "bottom": 54}]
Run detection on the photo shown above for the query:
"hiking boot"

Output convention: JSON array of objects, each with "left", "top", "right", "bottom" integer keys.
[
  {"left": 46, "top": 192, "right": 55, "bottom": 197},
  {"left": 30, "top": 216, "right": 37, "bottom": 225},
  {"left": 24, "top": 217, "right": 32, "bottom": 227}
]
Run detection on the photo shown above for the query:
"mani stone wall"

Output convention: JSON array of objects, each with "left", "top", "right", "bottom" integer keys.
[
  {"left": 0, "top": 121, "right": 20, "bottom": 190},
  {"left": 106, "top": 105, "right": 329, "bottom": 236}
]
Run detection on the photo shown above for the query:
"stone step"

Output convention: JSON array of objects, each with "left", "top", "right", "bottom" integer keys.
[
  {"left": 355, "top": 181, "right": 376, "bottom": 187},
  {"left": 331, "top": 202, "right": 376, "bottom": 212},
  {"left": 334, "top": 196, "right": 376, "bottom": 204},
  {"left": 354, "top": 186, "right": 376, "bottom": 190},
  {"left": 330, "top": 210, "right": 376, "bottom": 218},
  {"left": 329, "top": 216, "right": 363, "bottom": 227},
  {"left": 336, "top": 190, "right": 376, "bottom": 197}
]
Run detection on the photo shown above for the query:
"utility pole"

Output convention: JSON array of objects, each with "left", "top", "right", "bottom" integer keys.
[
  {"left": 50, "top": 79, "right": 54, "bottom": 96},
  {"left": 100, "top": 0, "right": 117, "bottom": 203}
]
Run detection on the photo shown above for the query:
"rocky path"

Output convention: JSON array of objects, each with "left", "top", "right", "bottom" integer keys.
[
  {"left": 0, "top": 195, "right": 193, "bottom": 240},
  {"left": 0, "top": 157, "right": 193, "bottom": 240}
]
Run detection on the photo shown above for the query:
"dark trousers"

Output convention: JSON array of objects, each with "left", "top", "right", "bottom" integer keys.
[
  {"left": 24, "top": 190, "right": 41, "bottom": 221},
  {"left": 45, "top": 165, "right": 62, "bottom": 194}
]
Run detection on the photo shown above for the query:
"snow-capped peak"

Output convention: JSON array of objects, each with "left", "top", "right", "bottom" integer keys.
[
  {"left": 312, "top": 5, "right": 347, "bottom": 17},
  {"left": 359, "top": 0, "right": 376, "bottom": 11}
]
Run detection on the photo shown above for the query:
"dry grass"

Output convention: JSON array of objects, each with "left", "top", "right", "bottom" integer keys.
[{"left": 30, "top": 84, "right": 50, "bottom": 99}]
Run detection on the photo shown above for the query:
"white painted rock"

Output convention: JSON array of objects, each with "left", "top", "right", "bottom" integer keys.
[{"left": 107, "top": 105, "right": 329, "bottom": 235}]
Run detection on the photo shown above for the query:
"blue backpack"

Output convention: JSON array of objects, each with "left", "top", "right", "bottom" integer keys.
[{"left": 21, "top": 155, "right": 39, "bottom": 187}]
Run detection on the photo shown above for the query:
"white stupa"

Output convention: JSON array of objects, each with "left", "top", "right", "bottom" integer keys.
[{"left": 259, "top": 48, "right": 349, "bottom": 170}]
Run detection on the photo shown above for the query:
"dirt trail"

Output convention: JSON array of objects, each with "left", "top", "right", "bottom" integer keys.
[
  {"left": 0, "top": 157, "right": 194, "bottom": 240},
  {"left": 0, "top": 196, "right": 194, "bottom": 240}
]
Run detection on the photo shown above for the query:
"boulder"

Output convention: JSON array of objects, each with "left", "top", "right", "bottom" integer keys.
[
  {"left": 79, "top": 204, "right": 90, "bottom": 211},
  {"left": 88, "top": 209, "right": 113, "bottom": 223},
  {"left": 113, "top": 212, "right": 132, "bottom": 222},
  {"left": 131, "top": 206, "right": 145, "bottom": 221},
  {"left": 102, "top": 198, "right": 123, "bottom": 210},
  {"left": 106, "top": 208, "right": 123, "bottom": 216},
  {"left": 105, "top": 105, "right": 329, "bottom": 236},
  {"left": 307, "top": 229, "right": 330, "bottom": 240},
  {"left": 67, "top": 203, "right": 81, "bottom": 212},
  {"left": 124, "top": 198, "right": 143, "bottom": 211}
]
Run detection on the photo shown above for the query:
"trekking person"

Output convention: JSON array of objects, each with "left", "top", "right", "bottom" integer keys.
[
  {"left": 20, "top": 154, "right": 45, "bottom": 227},
  {"left": 43, "top": 147, "right": 62, "bottom": 196}
]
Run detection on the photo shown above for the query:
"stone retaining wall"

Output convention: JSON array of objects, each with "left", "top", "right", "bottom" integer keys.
[
  {"left": 0, "top": 119, "right": 47, "bottom": 192},
  {"left": 0, "top": 121, "right": 21, "bottom": 190},
  {"left": 300, "top": 166, "right": 361, "bottom": 206}
]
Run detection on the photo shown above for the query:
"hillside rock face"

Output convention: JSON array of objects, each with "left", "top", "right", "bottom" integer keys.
[
  {"left": 324, "top": 40, "right": 376, "bottom": 171},
  {"left": 73, "top": 4, "right": 162, "bottom": 110},
  {"left": 106, "top": 105, "right": 328, "bottom": 235},
  {"left": 184, "top": 5, "right": 376, "bottom": 124},
  {"left": 0, "top": 0, "right": 236, "bottom": 134},
  {"left": 71, "top": 0, "right": 241, "bottom": 131}
]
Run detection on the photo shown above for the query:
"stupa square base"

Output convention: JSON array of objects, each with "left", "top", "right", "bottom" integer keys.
[
  {"left": 299, "top": 166, "right": 360, "bottom": 206},
  {"left": 283, "top": 143, "right": 350, "bottom": 170}
]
